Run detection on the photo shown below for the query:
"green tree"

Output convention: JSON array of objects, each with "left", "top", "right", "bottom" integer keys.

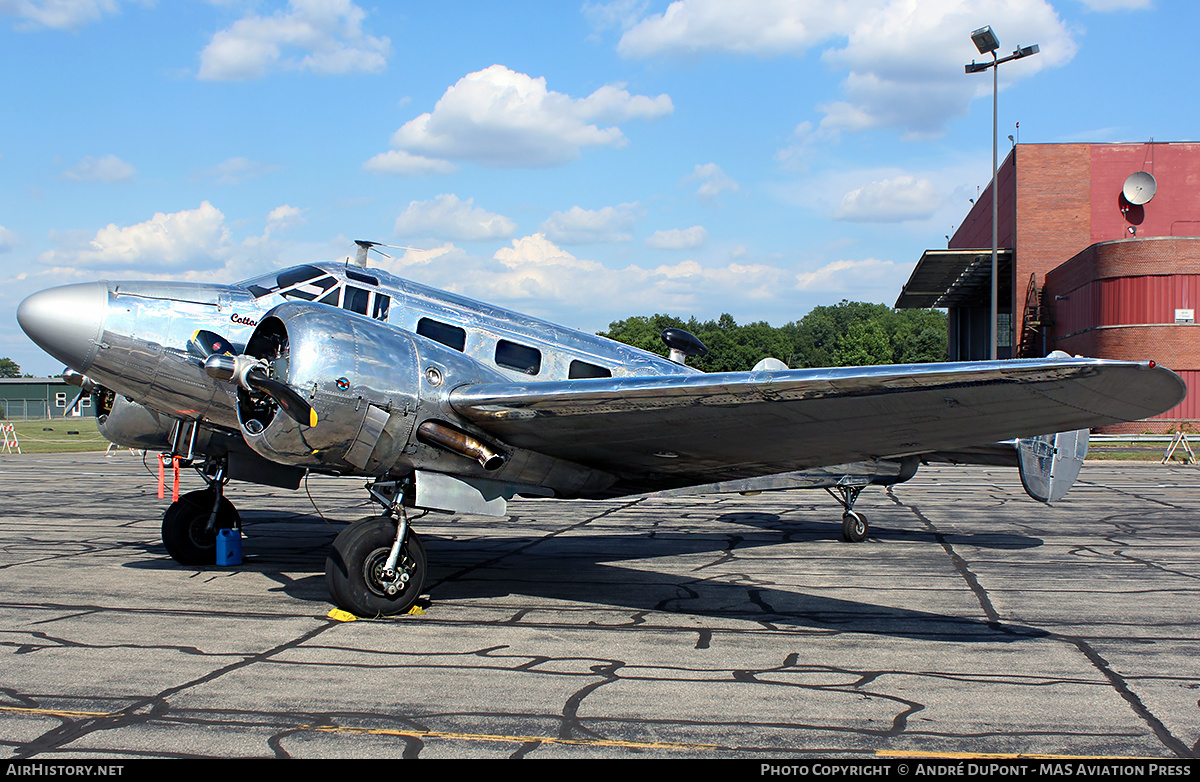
[
  {"left": 0, "top": 358, "right": 20, "bottom": 378},
  {"left": 599, "top": 314, "right": 688, "bottom": 357},
  {"left": 600, "top": 303, "right": 947, "bottom": 371},
  {"left": 832, "top": 319, "right": 891, "bottom": 366}
]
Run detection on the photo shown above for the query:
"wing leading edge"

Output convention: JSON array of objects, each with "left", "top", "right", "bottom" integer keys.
[{"left": 448, "top": 357, "right": 1185, "bottom": 495}]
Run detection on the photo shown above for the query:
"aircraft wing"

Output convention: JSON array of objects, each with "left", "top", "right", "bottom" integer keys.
[{"left": 448, "top": 357, "right": 1185, "bottom": 494}]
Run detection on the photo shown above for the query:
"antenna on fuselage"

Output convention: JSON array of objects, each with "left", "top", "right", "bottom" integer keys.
[{"left": 351, "top": 240, "right": 419, "bottom": 268}]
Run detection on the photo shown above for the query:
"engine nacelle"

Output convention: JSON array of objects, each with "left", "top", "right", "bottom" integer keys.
[
  {"left": 234, "top": 301, "right": 512, "bottom": 477},
  {"left": 98, "top": 393, "right": 173, "bottom": 451}
]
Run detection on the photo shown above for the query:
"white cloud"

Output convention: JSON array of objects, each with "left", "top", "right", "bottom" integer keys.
[
  {"left": 198, "top": 0, "right": 390, "bottom": 81},
  {"left": 613, "top": 0, "right": 1076, "bottom": 139},
  {"left": 351, "top": 229, "right": 913, "bottom": 332},
  {"left": 795, "top": 258, "right": 900, "bottom": 291},
  {"left": 62, "top": 154, "right": 135, "bottom": 182},
  {"left": 0, "top": 225, "right": 16, "bottom": 252},
  {"left": 1, "top": 0, "right": 119, "bottom": 31},
  {"left": 266, "top": 204, "right": 305, "bottom": 233},
  {"left": 38, "top": 201, "right": 232, "bottom": 271},
  {"left": 646, "top": 225, "right": 708, "bottom": 249},
  {"left": 494, "top": 234, "right": 605, "bottom": 271},
  {"left": 834, "top": 175, "right": 942, "bottom": 222},
  {"left": 393, "top": 194, "right": 517, "bottom": 241},
  {"left": 616, "top": 0, "right": 859, "bottom": 58},
  {"left": 362, "top": 150, "right": 458, "bottom": 176},
  {"left": 194, "top": 157, "right": 282, "bottom": 184},
  {"left": 466, "top": 235, "right": 786, "bottom": 310},
  {"left": 685, "top": 162, "right": 739, "bottom": 201},
  {"left": 540, "top": 204, "right": 639, "bottom": 244},
  {"left": 373, "top": 64, "right": 673, "bottom": 169}
]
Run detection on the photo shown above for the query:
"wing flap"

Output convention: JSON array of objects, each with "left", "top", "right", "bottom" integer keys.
[{"left": 449, "top": 358, "right": 1185, "bottom": 493}]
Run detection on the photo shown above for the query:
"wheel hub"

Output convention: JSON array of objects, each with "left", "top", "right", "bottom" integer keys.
[{"left": 365, "top": 548, "right": 413, "bottom": 598}]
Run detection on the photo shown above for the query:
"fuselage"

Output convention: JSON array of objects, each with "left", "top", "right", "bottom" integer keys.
[{"left": 18, "top": 260, "right": 691, "bottom": 436}]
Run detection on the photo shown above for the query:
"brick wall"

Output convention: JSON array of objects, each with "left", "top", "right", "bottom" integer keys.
[{"left": 1045, "top": 237, "right": 1199, "bottom": 432}]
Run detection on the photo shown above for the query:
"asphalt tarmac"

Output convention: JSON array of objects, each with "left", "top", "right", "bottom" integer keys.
[{"left": 0, "top": 452, "right": 1197, "bottom": 760}]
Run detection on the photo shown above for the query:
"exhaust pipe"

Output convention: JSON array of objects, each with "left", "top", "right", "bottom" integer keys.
[{"left": 416, "top": 420, "right": 507, "bottom": 471}]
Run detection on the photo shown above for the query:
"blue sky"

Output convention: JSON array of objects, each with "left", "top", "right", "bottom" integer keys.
[{"left": 1, "top": 0, "right": 1192, "bottom": 376}]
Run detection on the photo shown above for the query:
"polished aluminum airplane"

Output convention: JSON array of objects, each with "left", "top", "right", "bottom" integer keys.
[{"left": 17, "top": 241, "right": 1187, "bottom": 617}]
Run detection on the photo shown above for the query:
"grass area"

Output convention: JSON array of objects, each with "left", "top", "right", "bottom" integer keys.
[
  {"left": 0, "top": 418, "right": 111, "bottom": 453},
  {"left": 1089, "top": 445, "right": 1194, "bottom": 463}
]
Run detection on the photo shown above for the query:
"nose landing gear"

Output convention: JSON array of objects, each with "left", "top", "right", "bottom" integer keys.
[{"left": 161, "top": 456, "right": 239, "bottom": 565}]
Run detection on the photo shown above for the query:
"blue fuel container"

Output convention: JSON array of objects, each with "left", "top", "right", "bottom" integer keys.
[{"left": 216, "top": 528, "right": 242, "bottom": 566}]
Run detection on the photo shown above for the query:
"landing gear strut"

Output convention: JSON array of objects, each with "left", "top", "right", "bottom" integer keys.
[
  {"left": 826, "top": 484, "right": 869, "bottom": 543},
  {"left": 161, "top": 456, "right": 239, "bottom": 565},
  {"left": 325, "top": 479, "right": 427, "bottom": 617}
]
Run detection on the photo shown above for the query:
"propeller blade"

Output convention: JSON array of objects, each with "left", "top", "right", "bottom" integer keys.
[
  {"left": 64, "top": 387, "right": 88, "bottom": 417},
  {"left": 245, "top": 369, "right": 318, "bottom": 428},
  {"left": 188, "top": 330, "right": 238, "bottom": 360},
  {"left": 61, "top": 369, "right": 100, "bottom": 417}
]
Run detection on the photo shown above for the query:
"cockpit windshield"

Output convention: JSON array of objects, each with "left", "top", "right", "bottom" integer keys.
[{"left": 240, "top": 264, "right": 391, "bottom": 322}]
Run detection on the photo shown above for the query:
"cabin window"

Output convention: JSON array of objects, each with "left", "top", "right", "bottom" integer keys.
[
  {"left": 318, "top": 288, "right": 341, "bottom": 306},
  {"left": 569, "top": 360, "right": 612, "bottom": 379},
  {"left": 344, "top": 286, "right": 370, "bottom": 315},
  {"left": 495, "top": 340, "right": 541, "bottom": 375},
  {"left": 416, "top": 318, "right": 466, "bottom": 352}
]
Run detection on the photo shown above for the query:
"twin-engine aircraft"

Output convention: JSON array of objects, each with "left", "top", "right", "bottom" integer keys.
[{"left": 17, "top": 242, "right": 1187, "bottom": 617}]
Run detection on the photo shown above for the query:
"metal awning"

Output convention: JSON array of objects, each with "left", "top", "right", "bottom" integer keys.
[{"left": 895, "top": 248, "right": 1013, "bottom": 308}]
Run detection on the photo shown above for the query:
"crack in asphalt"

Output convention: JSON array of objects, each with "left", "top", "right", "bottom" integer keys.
[{"left": 886, "top": 484, "right": 1195, "bottom": 759}]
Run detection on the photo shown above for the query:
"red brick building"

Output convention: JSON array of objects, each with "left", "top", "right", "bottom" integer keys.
[{"left": 896, "top": 141, "right": 1199, "bottom": 431}]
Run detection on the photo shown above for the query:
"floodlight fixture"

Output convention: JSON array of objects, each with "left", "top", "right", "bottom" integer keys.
[
  {"left": 971, "top": 26, "right": 999, "bottom": 55},
  {"left": 964, "top": 27, "right": 1040, "bottom": 360}
]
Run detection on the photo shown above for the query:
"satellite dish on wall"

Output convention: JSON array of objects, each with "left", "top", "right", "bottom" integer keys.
[{"left": 1122, "top": 171, "right": 1157, "bottom": 205}]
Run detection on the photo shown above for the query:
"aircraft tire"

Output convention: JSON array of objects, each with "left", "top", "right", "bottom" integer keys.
[
  {"left": 841, "top": 511, "right": 868, "bottom": 543},
  {"left": 325, "top": 516, "right": 426, "bottom": 617},
  {"left": 162, "top": 488, "right": 239, "bottom": 566}
]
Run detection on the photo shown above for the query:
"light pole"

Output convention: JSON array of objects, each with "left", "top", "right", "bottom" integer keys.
[{"left": 966, "top": 26, "right": 1038, "bottom": 360}]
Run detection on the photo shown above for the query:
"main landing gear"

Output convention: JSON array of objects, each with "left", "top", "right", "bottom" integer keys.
[
  {"left": 324, "top": 479, "right": 427, "bottom": 618},
  {"left": 161, "top": 456, "right": 239, "bottom": 565},
  {"left": 826, "top": 484, "right": 869, "bottom": 543}
]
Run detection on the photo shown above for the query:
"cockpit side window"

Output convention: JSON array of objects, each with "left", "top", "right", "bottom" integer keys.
[
  {"left": 346, "top": 269, "right": 380, "bottom": 286},
  {"left": 344, "top": 286, "right": 370, "bottom": 315},
  {"left": 373, "top": 294, "right": 390, "bottom": 321}
]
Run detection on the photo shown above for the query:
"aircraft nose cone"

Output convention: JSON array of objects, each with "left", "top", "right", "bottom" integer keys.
[{"left": 17, "top": 282, "right": 108, "bottom": 373}]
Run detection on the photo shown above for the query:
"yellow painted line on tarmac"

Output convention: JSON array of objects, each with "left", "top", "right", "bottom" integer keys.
[
  {"left": 0, "top": 705, "right": 114, "bottom": 719},
  {"left": 305, "top": 724, "right": 723, "bottom": 751},
  {"left": 2, "top": 706, "right": 712, "bottom": 751},
  {"left": 2, "top": 706, "right": 1155, "bottom": 759}
]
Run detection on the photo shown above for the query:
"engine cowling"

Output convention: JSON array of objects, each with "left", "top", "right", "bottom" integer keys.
[{"left": 233, "top": 301, "right": 511, "bottom": 476}]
